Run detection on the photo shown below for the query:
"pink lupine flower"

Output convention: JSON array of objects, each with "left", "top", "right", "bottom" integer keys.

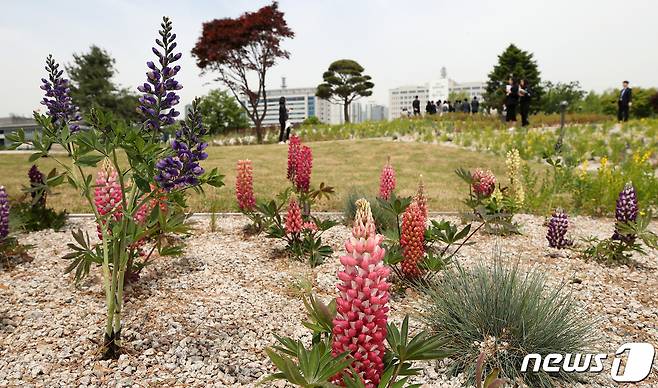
[
  {"left": 94, "top": 160, "right": 123, "bottom": 239},
  {"left": 236, "top": 159, "right": 256, "bottom": 211},
  {"left": 284, "top": 197, "right": 303, "bottom": 234},
  {"left": 302, "top": 221, "right": 318, "bottom": 232},
  {"left": 378, "top": 157, "right": 396, "bottom": 200},
  {"left": 333, "top": 199, "right": 390, "bottom": 387},
  {"left": 294, "top": 145, "right": 312, "bottom": 193},
  {"left": 287, "top": 135, "right": 301, "bottom": 181},
  {"left": 400, "top": 201, "right": 425, "bottom": 278},
  {"left": 471, "top": 168, "right": 496, "bottom": 197}
]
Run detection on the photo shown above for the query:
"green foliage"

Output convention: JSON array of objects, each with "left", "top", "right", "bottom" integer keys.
[
  {"left": 576, "top": 87, "right": 658, "bottom": 118},
  {"left": 578, "top": 212, "right": 658, "bottom": 265},
  {"left": 421, "top": 260, "right": 596, "bottom": 387},
  {"left": 485, "top": 44, "right": 543, "bottom": 111},
  {"left": 316, "top": 59, "right": 374, "bottom": 123},
  {"left": 540, "top": 81, "right": 586, "bottom": 114},
  {"left": 0, "top": 236, "right": 32, "bottom": 269},
  {"left": 198, "top": 89, "right": 249, "bottom": 134},
  {"left": 66, "top": 45, "right": 140, "bottom": 123},
  {"left": 10, "top": 202, "right": 66, "bottom": 232},
  {"left": 303, "top": 116, "right": 322, "bottom": 125},
  {"left": 343, "top": 189, "right": 398, "bottom": 233}
]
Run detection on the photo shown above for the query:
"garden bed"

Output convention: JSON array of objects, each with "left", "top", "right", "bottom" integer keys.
[{"left": 1, "top": 214, "right": 656, "bottom": 387}]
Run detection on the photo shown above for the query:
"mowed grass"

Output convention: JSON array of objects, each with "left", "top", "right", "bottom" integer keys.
[{"left": 0, "top": 139, "right": 525, "bottom": 213}]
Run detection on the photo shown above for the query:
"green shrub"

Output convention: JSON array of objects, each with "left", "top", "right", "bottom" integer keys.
[
  {"left": 421, "top": 259, "right": 597, "bottom": 387},
  {"left": 342, "top": 188, "right": 397, "bottom": 232}
]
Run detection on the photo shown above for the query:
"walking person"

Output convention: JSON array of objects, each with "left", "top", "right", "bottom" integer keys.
[
  {"left": 462, "top": 99, "right": 471, "bottom": 113},
  {"left": 505, "top": 78, "right": 519, "bottom": 124},
  {"left": 412, "top": 95, "right": 421, "bottom": 116},
  {"left": 425, "top": 100, "right": 432, "bottom": 115},
  {"left": 278, "top": 96, "right": 289, "bottom": 144},
  {"left": 470, "top": 96, "right": 479, "bottom": 114},
  {"left": 617, "top": 80, "right": 632, "bottom": 122},
  {"left": 519, "top": 79, "right": 531, "bottom": 127}
]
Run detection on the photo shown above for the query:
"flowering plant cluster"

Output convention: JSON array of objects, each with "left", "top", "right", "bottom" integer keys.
[
  {"left": 0, "top": 186, "right": 32, "bottom": 267},
  {"left": 264, "top": 199, "right": 447, "bottom": 387},
  {"left": 8, "top": 16, "right": 223, "bottom": 359},
  {"left": 10, "top": 165, "right": 67, "bottom": 232},
  {"left": 579, "top": 182, "right": 657, "bottom": 265},
  {"left": 378, "top": 157, "right": 396, "bottom": 200},
  {"left": 546, "top": 208, "right": 572, "bottom": 249},
  {"left": 456, "top": 151, "right": 526, "bottom": 235}
]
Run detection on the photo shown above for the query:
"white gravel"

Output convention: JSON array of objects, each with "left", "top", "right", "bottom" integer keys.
[{"left": 0, "top": 214, "right": 656, "bottom": 387}]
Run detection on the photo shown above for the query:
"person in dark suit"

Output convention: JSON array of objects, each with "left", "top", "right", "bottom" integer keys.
[
  {"left": 505, "top": 78, "right": 519, "bottom": 123},
  {"left": 412, "top": 96, "right": 421, "bottom": 116},
  {"left": 278, "top": 96, "right": 289, "bottom": 143},
  {"left": 425, "top": 100, "right": 432, "bottom": 114},
  {"left": 519, "top": 79, "right": 531, "bottom": 126},
  {"left": 617, "top": 80, "right": 632, "bottom": 122},
  {"left": 470, "top": 96, "right": 479, "bottom": 114}
]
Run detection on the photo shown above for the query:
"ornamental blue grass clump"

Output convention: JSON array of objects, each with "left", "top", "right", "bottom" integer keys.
[
  {"left": 137, "top": 16, "right": 182, "bottom": 132},
  {"left": 40, "top": 55, "right": 81, "bottom": 132},
  {"left": 7, "top": 16, "right": 223, "bottom": 359}
]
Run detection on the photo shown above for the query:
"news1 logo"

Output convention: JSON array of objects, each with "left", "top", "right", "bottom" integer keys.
[{"left": 521, "top": 342, "right": 655, "bottom": 383}]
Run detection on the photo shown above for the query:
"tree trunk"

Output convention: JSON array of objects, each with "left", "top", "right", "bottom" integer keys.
[
  {"left": 255, "top": 122, "right": 263, "bottom": 144},
  {"left": 343, "top": 101, "right": 350, "bottom": 123}
]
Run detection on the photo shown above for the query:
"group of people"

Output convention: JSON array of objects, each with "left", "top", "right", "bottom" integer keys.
[
  {"left": 411, "top": 96, "right": 480, "bottom": 116},
  {"left": 503, "top": 78, "right": 532, "bottom": 127}
]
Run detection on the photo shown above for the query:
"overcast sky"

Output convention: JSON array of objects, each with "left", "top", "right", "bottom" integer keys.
[{"left": 1, "top": 0, "right": 656, "bottom": 117}]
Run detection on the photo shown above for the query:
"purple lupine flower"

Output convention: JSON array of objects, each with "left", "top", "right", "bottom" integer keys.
[
  {"left": 612, "top": 182, "right": 639, "bottom": 243},
  {"left": 137, "top": 16, "right": 183, "bottom": 133},
  {"left": 546, "top": 208, "right": 572, "bottom": 249},
  {"left": 155, "top": 98, "right": 208, "bottom": 191},
  {"left": 28, "top": 165, "right": 47, "bottom": 208},
  {"left": 0, "top": 186, "right": 9, "bottom": 240},
  {"left": 40, "top": 55, "right": 81, "bottom": 132}
]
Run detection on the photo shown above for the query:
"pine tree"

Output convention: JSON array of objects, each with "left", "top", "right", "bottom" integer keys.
[
  {"left": 484, "top": 44, "right": 543, "bottom": 111},
  {"left": 66, "top": 45, "right": 140, "bottom": 122}
]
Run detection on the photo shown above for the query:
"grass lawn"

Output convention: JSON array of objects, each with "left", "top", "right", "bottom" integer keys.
[{"left": 0, "top": 139, "right": 528, "bottom": 213}]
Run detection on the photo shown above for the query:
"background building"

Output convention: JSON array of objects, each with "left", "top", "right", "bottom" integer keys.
[{"left": 388, "top": 68, "right": 485, "bottom": 120}]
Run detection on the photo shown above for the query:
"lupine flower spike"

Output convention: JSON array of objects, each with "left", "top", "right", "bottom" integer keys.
[
  {"left": 137, "top": 16, "right": 183, "bottom": 132},
  {"left": 400, "top": 201, "right": 425, "bottom": 278},
  {"left": 94, "top": 160, "right": 123, "bottom": 239},
  {"left": 0, "top": 187, "right": 9, "bottom": 241},
  {"left": 287, "top": 135, "right": 301, "bottom": 181},
  {"left": 546, "top": 208, "right": 572, "bottom": 249},
  {"left": 414, "top": 175, "right": 428, "bottom": 224},
  {"left": 506, "top": 149, "right": 525, "bottom": 206},
  {"left": 154, "top": 99, "right": 208, "bottom": 191},
  {"left": 379, "top": 157, "right": 396, "bottom": 200},
  {"left": 294, "top": 145, "right": 312, "bottom": 193},
  {"left": 284, "top": 196, "right": 303, "bottom": 234},
  {"left": 236, "top": 160, "right": 256, "bottom": 211},
  {"left": 40, "top": 55, "right": 81, "bottom": 132},
  {"left": 471, "top": 168, "right": 496, "bottom": 198},
  {"left": 612, "top": 182, "right": 639, "bottom": 242},
  {"left": 28, "top": 165, "right": 47, "bottom": 207},
  {"left": 333, "top": 199, "right": 390, "bottom": 387}
]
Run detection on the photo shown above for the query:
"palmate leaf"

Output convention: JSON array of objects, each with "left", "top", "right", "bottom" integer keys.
[{"left": 264, "top": 337, "right": 352, "bottom": 387}]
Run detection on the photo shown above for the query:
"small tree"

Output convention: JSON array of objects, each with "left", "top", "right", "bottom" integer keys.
[
  {"left": 316, "top": 59, "right": 374, "bottom": 123},
  {"left": 484, "top": 44, "right": 543, "bottom": 111},
  {"left": 198, "top": 89, "right": 249, "bottom": 134},
  {"left": 191, "top": 2, "right": 294, "bottom": 143},
  {"left": 67, "top": 45, "right": 140, "bottom": 122},
  {"left": 540, "top": 81, "right": 586, "bottom": 113}
]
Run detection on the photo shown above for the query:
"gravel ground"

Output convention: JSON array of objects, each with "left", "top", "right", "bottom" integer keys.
[{"left": 0, "top": 214, "right": 656, "bottom": 387}]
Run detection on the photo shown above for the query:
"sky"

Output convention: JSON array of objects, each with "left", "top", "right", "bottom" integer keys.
[{"left": 1, "top": 0, "right": 656, "bottom": 117}]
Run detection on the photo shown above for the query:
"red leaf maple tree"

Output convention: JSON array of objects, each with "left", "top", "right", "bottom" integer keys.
[{"left": 192, "top": 2, "right": 294, "bottom": 143}]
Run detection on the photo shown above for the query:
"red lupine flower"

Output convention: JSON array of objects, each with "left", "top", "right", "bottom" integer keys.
[
  {"left": 302, "top": 221, "right": 318, "bottom": 232},
  {"left": 400, "top": 201, "right": 425, "bottom": 278},
  {"left": 379, "top": 157, "right": 396, "bottom": 200},
  {"left": 287, "top": 135, "right": 301, "bottom": 181},
  {"left": 294, "top": 145, "right": 312, "bottom": 192},
  {"left": 471, "top": 168, "right": 496, "bottom": 197},
  {"left": 333, "top": 199, "right": 390, "bottom": 387},
  {"left": 236, "top": 159, "right": 256, "bottom": 211},
  {"left": 94, "top": 160, "right": 123, "bottom": 239},
  {"left": 285, "top": 197, "right": 303, "bottom": 234}
]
